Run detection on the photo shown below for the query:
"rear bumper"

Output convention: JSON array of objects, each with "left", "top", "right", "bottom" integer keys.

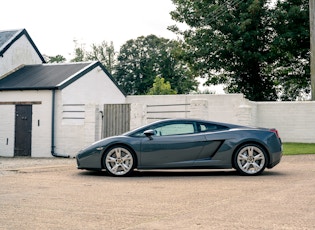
[{"left": 267, "top": 150, "right": 282, "bottom": 168}]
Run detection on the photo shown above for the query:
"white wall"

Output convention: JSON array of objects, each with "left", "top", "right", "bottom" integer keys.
[
  {"left": 54, "top": 67, "right": 126, "bottom": 157},
  {"left": 0, "top": 90, "right": 52, "bottom": 157},
  {"left": 0, "top": 105, "right": 15, "bottom": 157},
  {"left": 0, "top": 34, "right": 43, "bottom": 78},
  {"left": 61, "top": 67, "right": 125, "bottom": 105},
  {"left": 127, "top": 94, "right": 315, "bottom": 143},
  {"left": 126, "top": 94, "right": 253, "bottom": 129},
  {"left": 255, "top": 101, "right": 315, "bottom": 143},
  {"left": 53, "top": 100, "right": 103, "bottom": 157},
  {"left": 31, "top": 92, "right": 53, "bottom": 157}
]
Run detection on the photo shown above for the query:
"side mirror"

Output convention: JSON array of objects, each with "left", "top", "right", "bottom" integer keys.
[{"left": 144, "top": 129, "right": 155, "bottom": 140}]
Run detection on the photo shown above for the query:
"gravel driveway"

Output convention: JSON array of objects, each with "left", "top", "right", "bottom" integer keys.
[{"left": 0, "top": 155, "right": 314, "bottom": 230}]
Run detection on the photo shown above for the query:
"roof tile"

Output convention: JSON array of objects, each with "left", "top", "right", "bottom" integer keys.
[{"left": 0, "top": 62, "right": 92, "bottom": 90}]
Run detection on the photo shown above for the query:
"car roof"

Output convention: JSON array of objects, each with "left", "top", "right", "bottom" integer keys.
[
  {"left": 149, "top": 118, "right": 244, "bottom": 127},
  {"left": 124, "top": 118, "right": 245, "bottom": 136}
]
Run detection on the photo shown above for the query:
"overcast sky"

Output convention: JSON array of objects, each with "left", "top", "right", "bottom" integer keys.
[{"left": 1, "top": 0, "right": 178, "bottom": 59}]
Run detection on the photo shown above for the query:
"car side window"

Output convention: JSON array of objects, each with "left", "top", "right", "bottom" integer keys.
[
  {"left": 154, "top": 123, "right": 195, "bottom": 136},
  {"left": 198, "top": 123, "right": 228, "bottom": 132}
]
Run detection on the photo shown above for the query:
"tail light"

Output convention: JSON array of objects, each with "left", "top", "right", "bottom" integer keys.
[{"left": 270, "top": 128, "right": 280, "bottom": 139}]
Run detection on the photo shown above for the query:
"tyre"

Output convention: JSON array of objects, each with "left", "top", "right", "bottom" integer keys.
[
  {"left": 234, "top": 144, "right": 267, "bottom": 176},
  {"left": 103, "top": 145, "right": 135, "bottom": 176}
]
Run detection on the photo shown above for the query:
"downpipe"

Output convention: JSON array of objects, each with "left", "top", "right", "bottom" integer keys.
[{"left": 51, "top": 89, "right": 70, "bottom": 158}]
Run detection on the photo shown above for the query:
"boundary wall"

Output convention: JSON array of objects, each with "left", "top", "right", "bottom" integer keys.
[{"left": 126, "top": 94, "right": 315, "bottom": 143}]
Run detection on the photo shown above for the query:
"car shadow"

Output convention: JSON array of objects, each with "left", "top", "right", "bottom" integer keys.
[
  {"left": 78, "top": 169, "right": 285, "bottom": 178},
  {"left": 78, "top": 170, "right": 108, "bottom": 177},
  {"left": 133, "top": 169, "right": 286, "bottom": 177},
  {"left": 133, "top": 169, "right": 238, "bottom": 177}
]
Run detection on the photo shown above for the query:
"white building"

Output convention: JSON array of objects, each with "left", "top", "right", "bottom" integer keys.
[{"left": 0, "top": 29, "right": 126, "bottom": 158}]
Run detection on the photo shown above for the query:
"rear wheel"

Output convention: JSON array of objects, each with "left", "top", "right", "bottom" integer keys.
[
  {"left": 234, "top": 144, "right": 267, "bottom": 176},
  {"left": 103, "top": 146, "right": 135, "bottom": 176}
]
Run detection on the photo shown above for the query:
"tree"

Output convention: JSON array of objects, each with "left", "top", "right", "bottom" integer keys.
[
  {"left": 85, "top": 41, "right": 116, "bottom": 75},
  {"left": 71, "top": 40, "right": 116, "bottom": 74},
  {"left": 70, "top": 40, "right": 85, "bottom": 62},
  {"left": 147, "top": 76, "right": 177, "bottom": 95},
  {"left": 169, "top": 0, "right": 310, "bottom": 101},
  {"left": 270, "top": 0, "right": 310, "bottom": 100},
  {"left": 170, "top": 0, "right": 276, "bottom": 101},
  {"left": 45, "top": 54, "right": 66, "bottom": 63},
  {"left": 113, "top": 35, "right": 197, "bottom": 95}
]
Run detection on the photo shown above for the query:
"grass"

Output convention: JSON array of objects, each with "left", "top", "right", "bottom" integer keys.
[{"left": 282, "top": 143, "right": 315, "bottom": 155}]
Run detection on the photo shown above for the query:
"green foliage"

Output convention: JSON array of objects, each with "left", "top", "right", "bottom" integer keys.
[
  {"left": 71, "top": 48, "right": 85, "bottom": 63},
  {"left": 147, "top": 76, "right": 177, "bottom": 95},
  {"left": 85, "top": 41, "right": 116, "bottom": 75},
  {"left": 270, "top": 0, "right": 310, "bottom": 100},
  {"left": 71, "top": 40, "right": 116, "bottom": 74},
  {"left": 46, "top": 54, "right": 66, "bottom": 63},
  {"left": 113, "top": 35, "right": 197, "bottom": 95},
  {"left": 170, "top": 0, "right": 310, "bottom": 101}
]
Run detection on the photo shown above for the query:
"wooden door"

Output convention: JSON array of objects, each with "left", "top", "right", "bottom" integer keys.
[
  {"left": 14, "top": 105, "right": 32, "bottom": 157},
  {"left": 103, "top": 104, "right": 130, "bottom": 138}
]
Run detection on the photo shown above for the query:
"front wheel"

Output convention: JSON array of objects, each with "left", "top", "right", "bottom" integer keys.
[
  {"left": 103, "top": 146, "right": 135, "bottom": 176},
  {"left": 234, "top": 144, "right": 267, "bottom": 176}
]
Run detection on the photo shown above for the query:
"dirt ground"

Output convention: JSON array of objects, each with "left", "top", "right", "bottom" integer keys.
[{"left": 0, "top": 155, "right": 314, "bottom": 230}]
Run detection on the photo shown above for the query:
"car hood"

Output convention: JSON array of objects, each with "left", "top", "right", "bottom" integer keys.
[{"left": 78, "top": 135, "right": 128, "bottom": 153}]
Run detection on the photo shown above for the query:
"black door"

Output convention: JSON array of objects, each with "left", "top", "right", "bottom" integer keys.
[{"left": 14, "top": 105, "right": 32, "bottom": 157}]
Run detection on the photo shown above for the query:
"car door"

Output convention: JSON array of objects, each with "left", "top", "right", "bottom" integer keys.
[
  {"left": 139, "top": 121, "right": 207, "bottom": 168},
  {"left": 193, "top": 122, "right": 231, "bottom": 167}
]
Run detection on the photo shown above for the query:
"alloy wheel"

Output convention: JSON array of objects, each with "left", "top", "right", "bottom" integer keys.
[
  {"left": 104, "top": 146, "right": 134, "bottom": 176},
  {"left": 235, "top": 145, "right": 266, "bottom": 175}
]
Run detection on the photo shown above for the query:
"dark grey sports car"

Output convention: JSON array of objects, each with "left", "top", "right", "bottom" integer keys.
[{"left": 76, "top": 119, "right": 282, "bottom": 176}]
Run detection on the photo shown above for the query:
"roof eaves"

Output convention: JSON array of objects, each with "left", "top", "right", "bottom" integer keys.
[
  {"left": 0, "top": 86, "right": 57, "bottom": 91},
  {"left": 56, "top": 61, "right": 98, "bottom": 90}
]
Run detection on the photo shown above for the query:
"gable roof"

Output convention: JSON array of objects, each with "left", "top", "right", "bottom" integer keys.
[
  {"left": 0, "top": 29, "right": 45, "bottom": 63},
  {"left": 0, "top": 61, "right": 126, "bottom": 95}
]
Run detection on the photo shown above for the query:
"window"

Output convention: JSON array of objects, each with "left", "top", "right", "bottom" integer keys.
[
  {"left": 154, "top": 123, "right": 195, "bottom": 136},
  {"left": 197, "top": 122, "right": 228, "bottom": 132},
  {"left": 129, "top": 121, "right": 228, "bottom": 137}
]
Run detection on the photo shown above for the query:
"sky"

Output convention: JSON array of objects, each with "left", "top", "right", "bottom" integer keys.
[
  {"left": 1, "top": 0, "right": 178, "bottom": 60},
  {"left": 1, "top": 0, "right": 225, "bottom": 93}
]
